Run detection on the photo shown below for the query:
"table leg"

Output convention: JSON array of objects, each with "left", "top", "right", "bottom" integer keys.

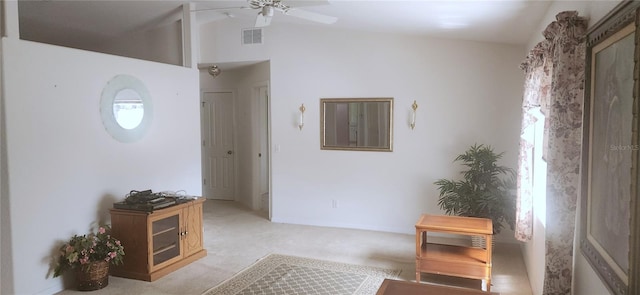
[
  {"left": 415, "top": 229, "right": 421, "bottom": 283},
  {"left": 481, "top": 279, "right": 492, "bottom": 292},
  {"left": 485, "top": 234, "right": 492, "bottom": 292}
]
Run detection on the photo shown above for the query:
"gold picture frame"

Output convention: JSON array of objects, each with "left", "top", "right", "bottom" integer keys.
[
  {"left": 581, "top": 1, "right": 640, "bottom": 294},
  {"left": 320, "top": 98, "right": 393, "bottom": 152}
]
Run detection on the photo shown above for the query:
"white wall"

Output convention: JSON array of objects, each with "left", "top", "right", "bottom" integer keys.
[
  {"left": 102, "top": 20, "right": 184, "bottom": 66},
  {"left": 1, "top": 38, "right": 201, "bottom": 294},
  {"left": 1, "top": 3, "right": 18, "bottom": 293},
  {"left": 199, "top": 61, "right": 270, "bottom": 209},
  {"left": 199, "top": 20, "right": 524, "bottom": 237},
  {"left": 0, "top": 22, "right": 11, "bottom": 295},
  {"left": 523, "top": 1, "right": 623, "bottom": 294},
  {"left": 18, "top": 1, "right": 185, "bottom": 67}
]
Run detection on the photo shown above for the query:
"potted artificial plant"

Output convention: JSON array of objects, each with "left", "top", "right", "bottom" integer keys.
[
  {"left": 434, "top": 144, "right": 516, "bottom": 245},
  {"left": 53, "top": 225, "right": 125, "bottom": 291}
]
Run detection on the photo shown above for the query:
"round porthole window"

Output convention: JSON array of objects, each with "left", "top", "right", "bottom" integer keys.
[
  {"left": 113, "top": 88, "right": 144, "bottom": 130},
  {"left": 100, "top": 75, "right": 153, "bottom": 143}
]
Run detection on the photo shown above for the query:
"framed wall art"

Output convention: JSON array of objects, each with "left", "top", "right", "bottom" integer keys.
[
  {"left": 320, "top": 97, "right": 393, "bottom": 152},
  {"left": 581, "top": 1, "right": 640, "bottom": 294}
]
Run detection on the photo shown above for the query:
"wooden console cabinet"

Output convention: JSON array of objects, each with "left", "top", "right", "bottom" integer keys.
[
  {"left": 109, "top": 198, "right": 207, "bottom": 281},
  {"left": 415, "top": 214, "right": 493, "bottom": 291}
]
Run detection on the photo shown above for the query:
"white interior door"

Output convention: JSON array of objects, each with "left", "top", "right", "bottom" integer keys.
[
  {"left": 258, "top": 86, "right": 269, "bottom": 196},
  {"left": 250, "top": 84, "right": 271, "bottom": 217},
  {"left": 201, "top": 92, "right": 235, "bottom": 200}
]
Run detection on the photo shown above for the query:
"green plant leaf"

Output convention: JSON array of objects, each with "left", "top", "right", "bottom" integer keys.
[{"left": 433, "top": 144, "right": 517, "bottom": 234}]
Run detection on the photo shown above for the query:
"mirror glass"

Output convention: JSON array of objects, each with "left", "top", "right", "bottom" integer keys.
[
  {"left": 100, "top": 75, "right": 153, "bottom": 143},
  {"left": 113, "top": 89, "right": 144, "bottom": 130},
  {"left": 320, "top": 98, "right": 393, "bottom": 152}
]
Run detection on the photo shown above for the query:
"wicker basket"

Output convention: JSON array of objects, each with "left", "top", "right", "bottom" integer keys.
[{"left": 75, "top": 260, "right": 109, "bottom": 291}]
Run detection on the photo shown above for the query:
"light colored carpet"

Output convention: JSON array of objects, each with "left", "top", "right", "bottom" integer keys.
[
  {"left": 55, "top": 200, "right": 532, "bottom": 295},
  {"left": 202, "top": 254, "right": 401, "bottom": 295}
]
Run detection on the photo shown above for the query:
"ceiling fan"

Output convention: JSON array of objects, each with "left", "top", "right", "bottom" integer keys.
[{"left": 195, "top": 0, "right": 338, "bottom": 28}]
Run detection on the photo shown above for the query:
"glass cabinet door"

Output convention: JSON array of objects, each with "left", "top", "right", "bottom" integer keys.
[{"left": 151, "top": 214, "right": 181, "bottom": 267}]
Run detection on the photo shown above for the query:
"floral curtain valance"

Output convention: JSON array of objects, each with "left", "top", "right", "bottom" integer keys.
[{"left": 520, "top": 41, "right": 553, "bottom": 113}]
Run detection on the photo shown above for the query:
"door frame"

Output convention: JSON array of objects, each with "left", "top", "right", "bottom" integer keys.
[
  {"left": 200, "top": 89, "right": 238, "bottom": 200},
  {"left": 251, "top": 81, "right": 271, "bottom": 219}
]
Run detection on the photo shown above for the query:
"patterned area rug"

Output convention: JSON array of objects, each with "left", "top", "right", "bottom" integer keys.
[{"left": 202, "top": 254, "right": 401, "bottom": 295}]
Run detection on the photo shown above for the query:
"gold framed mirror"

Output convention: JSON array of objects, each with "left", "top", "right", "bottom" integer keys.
[{"left": 320, "top": 97, "right": 393, "bottom": 152}]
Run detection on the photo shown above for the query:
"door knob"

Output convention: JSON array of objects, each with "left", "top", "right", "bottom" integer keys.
[{"left": 227, "top": 150, "right": 233, "bottom": 155}]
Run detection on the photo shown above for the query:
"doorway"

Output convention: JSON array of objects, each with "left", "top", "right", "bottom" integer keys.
[
  {"left": 199, "top": 61, "right": 271, "bottom": 217},
  {"left": 255, "top": 84, "right": 270, "bottom": 218},
  {"left": 201, "top": 91, "right": 235, "bottom": 200}
]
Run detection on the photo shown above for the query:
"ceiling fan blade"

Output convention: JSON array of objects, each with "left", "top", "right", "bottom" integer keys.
[
  {"left": 255, "top": 12, "right": 272, "bottom": 27},
  {"left": 191, "top": 6, "right": 249, "bottom": 12},
  {"left": 284, "top": 8, "right": 337, "bottom": 24}
]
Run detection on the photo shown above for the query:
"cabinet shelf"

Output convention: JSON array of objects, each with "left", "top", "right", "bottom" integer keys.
[
  {"left": 153, "top": 243, "right": 177, "bottom": 256},
  {"left": 153, "top": 226, "right": 178, "bottom": 237},
  {"left": 419, "top": 243, "right": 488, "bottom": 265}
]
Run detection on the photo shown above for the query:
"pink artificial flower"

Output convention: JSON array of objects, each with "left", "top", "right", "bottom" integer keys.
[
  {"left": 115, "top": 240, "right": 121, "bottom": 246},
  {"left": 98, "top": 227, "right": 106, "bottom": 234},
  {"left": 65, "top": 245, "right": 74, "bottom": 254},
  {"left": 79, "top": 257, "right": 89, "bottom": 264},
  {"left": 109, "top": 252, "right": 117, "bottom": 258}
]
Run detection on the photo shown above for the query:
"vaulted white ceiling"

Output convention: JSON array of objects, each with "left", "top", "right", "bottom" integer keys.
[
  {"left": 194, "top": 0, "right": 552, "bottom": 45},
  {"left": 18, "top": 0, "right": 553, "bottom": 48}
]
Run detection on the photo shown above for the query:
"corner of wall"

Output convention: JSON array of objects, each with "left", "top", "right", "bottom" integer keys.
[
  {"left": 0, "top": 35, "right": 15, "bottom": 295},
  {"left": 183, "top": 3, "right": 199, "bottom": 69},
  {"left": 2, "top": 0, "right": 19, "bottom": 38},
  {"left": 1, "top": 0, "right": 5, "bottom": 37}
]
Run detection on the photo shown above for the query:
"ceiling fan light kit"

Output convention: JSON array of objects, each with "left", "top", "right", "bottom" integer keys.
[
  {"left": 255, "top": 6, "right": 274, "bottom": 27},
  {"left": 208, "top": 65, "right": 221, "bottom": 78},
  {"left": 196, "top": 0, "right": 337, "bottom": 28},
  {"left": 262, "top": 5, "right": 275, "bottom": 17}
]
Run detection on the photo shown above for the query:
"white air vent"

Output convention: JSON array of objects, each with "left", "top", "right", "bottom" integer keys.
[{"left": 242, "top": 28, "right": 263, "bottom": 45}]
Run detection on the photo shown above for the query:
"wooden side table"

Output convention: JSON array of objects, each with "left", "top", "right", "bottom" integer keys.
[{"left": 415, "top": 214, "right": 493, "bottom": 291}]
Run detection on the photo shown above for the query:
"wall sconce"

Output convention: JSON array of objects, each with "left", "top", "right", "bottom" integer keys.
[
  {"left": 298, "top": 104, "right": 306, "bottom": 130},
  {"left": 410, "top": 100, "right": 418, "bottom": 130}
]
